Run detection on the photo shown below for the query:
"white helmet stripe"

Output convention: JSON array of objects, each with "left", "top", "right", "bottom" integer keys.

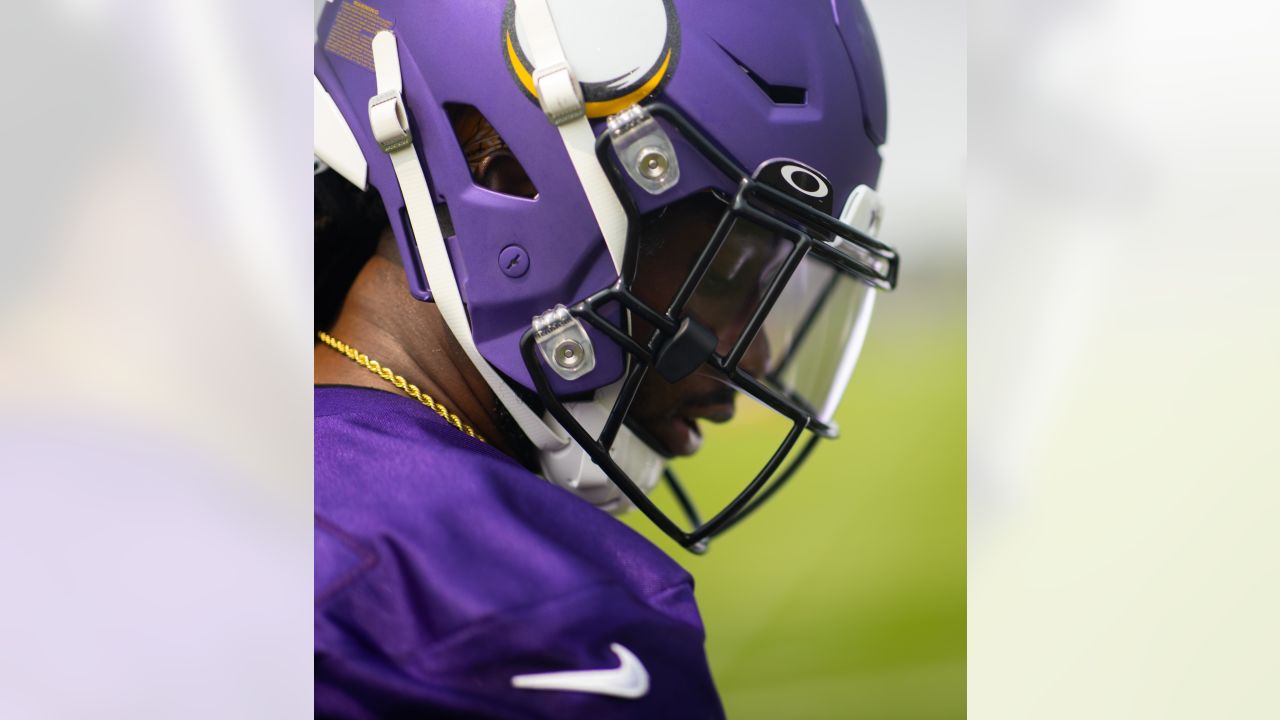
[{"left": 313, "top": 77, "right": 367, "bottom": 190}]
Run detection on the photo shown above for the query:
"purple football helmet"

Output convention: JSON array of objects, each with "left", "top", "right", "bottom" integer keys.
[{"left": 314, "top": 0, "right": 899, "bottom": 552}]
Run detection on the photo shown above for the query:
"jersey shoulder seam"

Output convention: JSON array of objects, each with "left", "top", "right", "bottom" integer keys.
[{"left": 315, "top": 513, "right": 380, "bottom": 605}]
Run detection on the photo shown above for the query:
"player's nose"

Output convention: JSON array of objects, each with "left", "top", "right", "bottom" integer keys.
[{"left": 738, "top": 328, "right": 773, "bottom": 378}]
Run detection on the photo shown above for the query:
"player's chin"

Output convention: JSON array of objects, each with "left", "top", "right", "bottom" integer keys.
[
  {"left": 639, "top": 406, "right": 735, "bottom": 459},
  {"left": 652, "top": 414, "right": 704, "bottom": 458},
  {"left": 627, "top": 413, "right": 698, "bottom": 459}
]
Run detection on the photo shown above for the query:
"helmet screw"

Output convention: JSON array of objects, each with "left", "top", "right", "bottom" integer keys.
[
  {"left": 637, "top": 147, "right": 669, "bottom": 180},
  {"left": 499, "top": 244, "right": 529, "bottom": 278},
  {"left": 554, "top": 338, "right": 584, "bottom": 369}
]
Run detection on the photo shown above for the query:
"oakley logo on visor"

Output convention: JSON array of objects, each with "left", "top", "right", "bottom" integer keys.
[
  {"left": 753, "top": 159, "right": 835, "bottom": 215},
  {"left": 781, "top": 164, "right": 830, "bottom": 198}
]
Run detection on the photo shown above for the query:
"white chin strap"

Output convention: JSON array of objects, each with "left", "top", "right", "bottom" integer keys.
[
  {"left": 516, "top": 0, "right": 660, "bottom": 512},
  {"left": 515, "top": 0, "right": 629, "bottom": 272},
  {"left": 539, "top": 386, "right": 664, "bottom": 514},
  {"left": 369, "top": 31, "right": 564, "bottom": 452},
  {"left": 369, "top": 16, "right": 662, "bottom": 512}
]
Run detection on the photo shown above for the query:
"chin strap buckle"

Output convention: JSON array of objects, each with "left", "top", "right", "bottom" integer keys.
[
  {"left": 368, "top": 90, "right": 413, "bottom": 154},
  {"left": 533, "top": 62, "right": 586, "bottom": 126}
]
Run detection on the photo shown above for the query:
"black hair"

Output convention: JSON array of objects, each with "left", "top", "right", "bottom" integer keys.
[{"left": 314, "top": 165, "right": 388, "bottom": 332}]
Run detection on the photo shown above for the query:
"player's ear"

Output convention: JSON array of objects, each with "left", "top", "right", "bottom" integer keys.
[
  {"left": 445, "top": 104, "right": 537, "bottom": 199},
  {"left": 478, "top": 154, "right": 537, "bottom": 197}
]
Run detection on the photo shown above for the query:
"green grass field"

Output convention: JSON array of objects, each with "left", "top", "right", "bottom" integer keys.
[{"left": 624, "top": 285, "right": 966, "bottom": 719}]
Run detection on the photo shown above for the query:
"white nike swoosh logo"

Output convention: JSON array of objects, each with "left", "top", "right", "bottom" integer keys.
[{"left": 511, "top": 643, "right": 649, "bottom": 699}]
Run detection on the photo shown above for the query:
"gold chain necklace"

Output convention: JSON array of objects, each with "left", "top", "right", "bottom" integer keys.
[{"left": 317, "top": 331, "right": 486, "bottom": 443}]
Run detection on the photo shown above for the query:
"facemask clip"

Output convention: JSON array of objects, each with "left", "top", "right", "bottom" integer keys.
[
  {"left": 532, "top": 305, "right": 596, "bottom": 380},
  {"left": 607, "top": 105, "right": 680, "bottom": 195}
]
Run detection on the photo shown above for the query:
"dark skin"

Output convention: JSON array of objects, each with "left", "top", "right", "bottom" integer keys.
[
  {"left": 626, "top": 196, "right": 776, "bottom": 457},
  {"left": 316, "top": 113, "right": 773, "bottom": 465},
  {"left": 314, "top": 146, "right": 543, "bottom": 461},
  {"left": 314, "top": 237, "right": 524, "bottom": 452}
]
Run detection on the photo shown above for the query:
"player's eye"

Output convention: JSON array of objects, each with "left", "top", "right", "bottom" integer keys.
[{"left": 699, "top": 270, "right": 739, "bottom": 296}]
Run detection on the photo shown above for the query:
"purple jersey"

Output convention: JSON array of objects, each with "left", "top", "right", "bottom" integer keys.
[{"left": 315, "top": 386, "right": 725, "bottom": 719}]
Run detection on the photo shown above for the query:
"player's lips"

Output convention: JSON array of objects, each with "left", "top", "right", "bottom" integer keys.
[{"left": 651, "top": 401, "right": 736, "bottom": 457}]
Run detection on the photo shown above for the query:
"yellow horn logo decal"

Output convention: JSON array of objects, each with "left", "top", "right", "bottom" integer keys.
[{"left": 502, "top": 0, "right": 680, "bottom": 118}]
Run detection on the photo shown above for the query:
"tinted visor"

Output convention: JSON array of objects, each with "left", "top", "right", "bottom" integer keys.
[{"left": 661, "top": 205, "right": 877, "bottom": 432}]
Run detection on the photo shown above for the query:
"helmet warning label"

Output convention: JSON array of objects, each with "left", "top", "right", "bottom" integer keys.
[{"left": 322, "top": 1, "right": 393, "bottom": 72}]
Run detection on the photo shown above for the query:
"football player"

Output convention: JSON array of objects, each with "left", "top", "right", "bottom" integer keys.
[{"left": 314, "top": 0, "right": 898, "bottom": 716}]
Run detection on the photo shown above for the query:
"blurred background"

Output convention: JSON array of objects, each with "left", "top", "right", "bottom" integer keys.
[
  {"left": 968, "top": 0, "right": 1280, "bottom": 717},
  {"left": 0, "top": 1, "right": 313, "bottom": 717}
]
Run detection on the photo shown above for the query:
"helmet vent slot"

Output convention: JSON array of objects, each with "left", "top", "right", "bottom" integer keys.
[
  {"left": 443, "top": 103, "right": 538, "bottom": 199},
  {"left": 717, "top": 44, "right": 807, "bottom": 106}
]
